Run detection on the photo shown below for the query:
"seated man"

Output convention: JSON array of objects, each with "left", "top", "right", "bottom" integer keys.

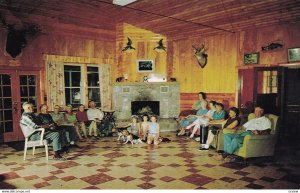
[
  {"left": 216, "top": 105, "right": 271, "bottom": 161},
  {"left": 50, "top": 105, "right": 79, "bottom": 145},
  {"left": 87, "top": 100, "right": 104, "bottom": 138},
  {"left": 20, "top": 102, "right": 66, "bottom": 160}
]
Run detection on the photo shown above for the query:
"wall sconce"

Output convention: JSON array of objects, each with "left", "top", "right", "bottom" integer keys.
[
  {"left": 154, "top": 39, "right": 166, "bottom": 52},
  {"left": 122, "top": 37, "right": 135, "bottom": 52}
]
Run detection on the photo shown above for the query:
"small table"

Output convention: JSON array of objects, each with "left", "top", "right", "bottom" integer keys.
[
  {"left": 102, "top": 109, "right": 116, "bottom": 127},
  {"left": 208, "top": 120, "right": 225, "bottom": 151}
]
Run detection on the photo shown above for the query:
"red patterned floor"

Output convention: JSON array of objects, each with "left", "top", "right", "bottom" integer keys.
[{"left": 0, "top": 132, "right": 300, "bottom": 189}]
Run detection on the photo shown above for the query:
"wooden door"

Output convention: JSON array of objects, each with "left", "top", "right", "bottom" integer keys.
[
  {"left": 238, "top": 68, "right": 254, "bottom": 115},
  {"left": 281, "top": 68, "right": 300, "bottom": 141},
  {"left": 0, "top": 69, "right": 41, "bottom": 142},
  {"left": 253, "top": 67, "right": 282, "bottom": 115}
]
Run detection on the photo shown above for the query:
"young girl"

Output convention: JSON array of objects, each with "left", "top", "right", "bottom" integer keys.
[
  {"left": 147, "top": 115, "right": 160, "bottom": 145},
  {"left": 126, "top": 115, "right": 140, "bottom": 136},
  {"left": 140, "top": 114, "right": 149, "bottom": 141}
]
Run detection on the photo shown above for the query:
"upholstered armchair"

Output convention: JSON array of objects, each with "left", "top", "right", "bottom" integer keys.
[
  {"left": 211, "top": 114, "right": 279, "bottom": 160},
  {"left": 233, "top": 114, "right": 279, "bottom": 159}
]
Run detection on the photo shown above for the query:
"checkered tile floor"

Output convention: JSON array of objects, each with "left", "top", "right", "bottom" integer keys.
[{"left": 1, "top": 132, "right": 300, "bottom": 189}]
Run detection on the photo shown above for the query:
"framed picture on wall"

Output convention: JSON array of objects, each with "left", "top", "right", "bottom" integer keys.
[
  {"left": 244, "top": 52, "right": 259, "bottom": 64},
  {"left": 137, "top": 59, "right": 155, "bottom": 72},
  {"left": 288, "top": 48, "right": 300, "bottom": 62}
]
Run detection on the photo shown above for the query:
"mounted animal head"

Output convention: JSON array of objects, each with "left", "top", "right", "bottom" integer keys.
[
  {"left": 1, "top": 16, "right": 41, "bottom": 58},
  {"left": 192, "top": 44, "right": 208, "bottom": 68}
]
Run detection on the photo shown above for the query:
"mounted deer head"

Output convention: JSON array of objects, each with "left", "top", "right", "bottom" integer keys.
[{"left": 192, "top": 44, "right": 208, "bottom": 68}]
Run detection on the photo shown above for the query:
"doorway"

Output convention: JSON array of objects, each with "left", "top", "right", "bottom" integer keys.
[
  {"left": 0, "top": 69, "right": 41, "bottom": 142},
  {"left": 281, "top": 68, "right": 300, "bottom": 141}
]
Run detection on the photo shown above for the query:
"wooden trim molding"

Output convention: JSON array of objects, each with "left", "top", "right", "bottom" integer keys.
[
  {"left": 180, "top": 93, "right": 236, "bottom": 112},
  {"left": 43, "top": 54, "right": 114, "bottom": 64}
]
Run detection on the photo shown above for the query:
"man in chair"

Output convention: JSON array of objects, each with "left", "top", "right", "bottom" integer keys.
[
  {"left": 20, "top": 102, "right": 66, "bottom": 160},
  {"left": 216, "top": 105, "right": 271, "bottom": 161}
]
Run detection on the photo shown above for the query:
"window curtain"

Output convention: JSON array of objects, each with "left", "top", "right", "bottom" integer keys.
[
  {"left": 46, "top": 61, "right": 65, "bottom": 110},
  {"left": 99, "top": 64, "right": 112, "bottom": 110}
]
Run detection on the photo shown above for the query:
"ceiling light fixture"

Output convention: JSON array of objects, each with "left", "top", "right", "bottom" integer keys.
[{"left": 113, "top": 0, "right": 138, "bottom": 6}]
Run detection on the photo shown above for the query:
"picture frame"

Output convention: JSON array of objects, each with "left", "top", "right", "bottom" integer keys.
[
  {"left": 288, "top": 47, "right": 300, "bottom": 62},
  {"left": 137, "top": 59, "right": 155, "bottom": 72},
  {"left": 244, "top": 52, "right": 259, "bottom": 64}
]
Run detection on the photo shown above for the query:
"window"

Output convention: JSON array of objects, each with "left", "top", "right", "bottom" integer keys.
[
  {"left": 0, "top": 74, "right": 13, "bottom": 133},
  {"left": 262, "top": 71, "right": 278, "bottom": 94},
  {"left": 87, "top": 66, "right": 101, "bottom": 107},
  {"left": 64, "top": 65, "right": 82, "bottom": 107},
  {"left": 20, "top": 75, "right": 38, "bottom": 113},
  {"left": 64, "top": 65, "right": 101, "bottom": 108}
]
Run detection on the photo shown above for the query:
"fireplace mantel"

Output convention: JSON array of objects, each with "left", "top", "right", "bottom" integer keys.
[{"left": 112, "top": 82, "right": 180, "bottom": 119}]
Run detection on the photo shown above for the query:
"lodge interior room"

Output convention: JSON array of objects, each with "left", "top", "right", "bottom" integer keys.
[{"left": 0, "top": 0, "right": 300, "bottom": 190}]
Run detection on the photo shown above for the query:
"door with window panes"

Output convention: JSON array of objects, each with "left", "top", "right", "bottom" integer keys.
[
  {"left": 0, "top": 69, "right": 40, "bottom": 142},
  {"left": 64, "top": 65, "right": 101, "bottom": 108}
]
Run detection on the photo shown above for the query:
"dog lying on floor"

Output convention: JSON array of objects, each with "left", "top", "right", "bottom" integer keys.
[
  {"left": 115, "top": 126, "right": 130, "bottom": 142},
  {"left": 122, "top": 130, "right": 144, "bottom": 146}
]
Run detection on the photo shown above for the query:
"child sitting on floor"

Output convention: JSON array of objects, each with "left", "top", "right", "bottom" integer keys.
[{"left": 147, "top": 115, "right": 160, "bottom": 145}]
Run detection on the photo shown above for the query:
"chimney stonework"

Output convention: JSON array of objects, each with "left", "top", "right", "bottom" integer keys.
[{"left": 112, "top": 82, "right": 180, "bottom": 119}]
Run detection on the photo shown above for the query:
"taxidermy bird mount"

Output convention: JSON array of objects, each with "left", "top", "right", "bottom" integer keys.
[
  {"left": 154, "top": 39, "right": 166, "bottom": 52},
  {"left": 122, "top": 37, "right": 135, "bottom": 52},
  {"left": 193, "top": 44, "right": 208, "bottom": 68}
]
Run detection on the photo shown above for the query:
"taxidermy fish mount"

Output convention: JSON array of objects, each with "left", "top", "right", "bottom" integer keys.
[
  {"left": 192, "top": 44, "right": 208, "bottom": 68},
  {"left": 262, "top": 41, "right": 284, "bottom": 52}
]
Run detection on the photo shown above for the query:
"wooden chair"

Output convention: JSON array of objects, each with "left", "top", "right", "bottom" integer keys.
[{"left": 20, "top": 124, "right": 49, "bottom": 160}]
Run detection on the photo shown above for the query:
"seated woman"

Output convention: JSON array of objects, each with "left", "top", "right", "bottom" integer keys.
[
  {"left": 64, "top": 105, "right": 88, "bottom": 142},
  {"left": 178, "top": 92, "right": 208, "bottom": 130},
  {"left": 177, "top": 100, "right": 216, "bottom": 136},
  {"left": 76, "top": 104, "right": 92, "bottom": 139},
  {"left": 179, "top": 102, "right": 225, "bottom": 139},
  {"left": 199, "top": 107, "right": 240, "bottom": 151}
]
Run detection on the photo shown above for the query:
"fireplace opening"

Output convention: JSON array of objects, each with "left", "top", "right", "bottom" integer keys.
[{"left": 131, "top": 101, "right": 159, "bottom": 116}]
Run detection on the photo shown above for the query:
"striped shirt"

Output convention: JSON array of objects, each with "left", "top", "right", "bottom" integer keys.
[{"left": 20, "top": 112, "right": 43, "bottom": 129}]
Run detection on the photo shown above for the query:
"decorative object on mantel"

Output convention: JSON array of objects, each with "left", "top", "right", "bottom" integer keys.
[
  {"left": 116, "top": 77, "right": 124, "bottom": 82},
  {"left": 262, "top": 40, "right": 284, "bottom": 52},
  {"left": 287, "top": 47, "right": 300, "bottom": 63},
  {"left": 124, "top": 73, "right": 128, "bottom": 81},
  {"left": 154, "top": 39, "right": 166, "bottom": 52},
  {"left": 143, "top": 76, "right": 148, "bottom": 82},
  {"left": 244, "top": 52, "right": 259, "bottom": 64},
  {"left": 192, "top": 44, "right": 208, "bottom": 68},
  {"left": 122, "top": 37, "right": 135, "bottom": 52},
  {"left": 170, "top": 77, "right": 177, "bottom": 82},
  {"left": 137, "top": 59, "right": 155, "bottom": 72}
]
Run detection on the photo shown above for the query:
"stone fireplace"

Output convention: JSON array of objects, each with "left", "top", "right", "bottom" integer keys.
[{"left": 112, "top": 82, "right": 180, "bottom": 119}]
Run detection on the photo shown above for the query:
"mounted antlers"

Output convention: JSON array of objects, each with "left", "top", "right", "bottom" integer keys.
[{"left": 192, "top": 43, "right": 208, "bottom": 68}]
